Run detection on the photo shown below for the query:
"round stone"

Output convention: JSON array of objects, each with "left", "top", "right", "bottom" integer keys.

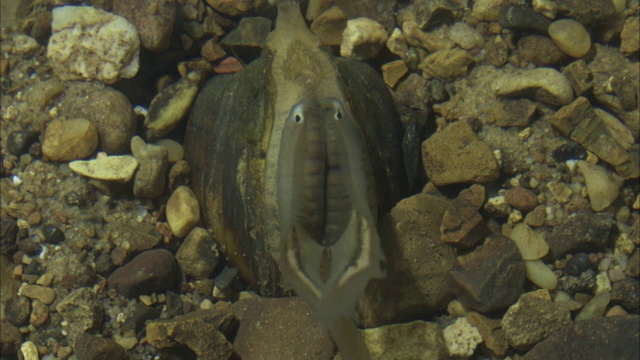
[
  {"left": 42, "top": 118, "right": 99, "bottom": 162},
  {"left": 548, "top": 19, "right": 591, "bottom": 58}
]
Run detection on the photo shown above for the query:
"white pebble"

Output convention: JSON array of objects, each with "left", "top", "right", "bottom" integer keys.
[{"left": 525, "top": 259, "right": 558, "bottom": 290}]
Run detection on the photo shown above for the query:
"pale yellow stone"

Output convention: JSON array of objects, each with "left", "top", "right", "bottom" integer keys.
[
  {"left": 548, "top": 19, "right": 591, "bottom": 58},
  {"left": 510, "top": 223, "right": 549, "bottom": 260},
  {"left": 166, "top": 186, "right": 200, "bottom": 238}
]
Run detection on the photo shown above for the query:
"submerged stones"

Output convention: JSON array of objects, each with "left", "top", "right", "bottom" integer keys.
[{"left": 548, "top": 19, "right": 591, "bottom": 58}]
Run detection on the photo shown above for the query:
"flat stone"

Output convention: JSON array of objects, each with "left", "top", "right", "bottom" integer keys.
[
  {"left": 359, "top": 193, "right": 455, "bottom": 327},
  {"left": 502, "top": 289, "right": 571, "bottom": 350},
  {"left": 230, "top": 297, "right": 334, "bottom": 360},
  {"left": 547, "top": 97, "right": 638, "bottom": 179},
  {"left": 166, "top": 186, "right": 200, "bottom": 238},
  {"left": 56, "top": 287, "right": 103, "bottom": 336},
  {"left": 205, "top": 0, "right": 264, "bottom": 16},
  {"left": 548, "top": 19, "right": 591, "bottom": 58},
  {"left": 201, "top": 38, "right": 227, "bottom": 62},
  {"left": 42, "top": 118, "right": 98, "bottom": 162},
  {"left": 18, "top": 284, "right": 56, "bottom": 305},
  {"left": 471, "top": 0, "right": 505, "bottom": 21},
  {"left": 74, "top": 333, "right": 126, "bottom": 360},
  {"left": 112, "top": 0, "right": 175, "bottom": 52},
  {"left": 220, "top": 17, "right": 271, "bottom": 49},
  {"left": 147, "top": 309, "right": 236, "bottom": 360},
  {"left": 422, "top": 120, "right": 500, "bottom": 186},
  {"left": 145, "top": 75, "right": 200, "bottom": 141},
  {"left": 175, "top": 227, "right": 219, "bottom": 279},
  {"left": 381, "top": 59, "right": 408, "bottom": 88},
  {"left": 386, "top": 27, "right": 409, "bottom": 57},
  {"left": 47, "top": 6, "right": 139, "bottom": 84},
  {"left": 419, "top": 49, "right": 474, "bottom": 81},
  {"left": 107, "top": 249, "right": 181, "bottom": 297},
  {"left": 59, "top": 83, "right": 135, "bottom": 154},
  {"left": 131, "top": 136, "right": 168, "bottom": 199},
  {"left": 620, "top": 16, "right": 639, "bottom": 55},
  {"left": 340, "top": 17, "right": 388, "bottom": 60},
  {"left": 499, "top": 4, "right": 552, "bottom": 33},
  {"left": 440, "top": 184, "right": 491, "bottom": 249},
  {"left": 523, "top": 315, "right": 639, "bottom": 360},
  {"left": 451, "top": 234, "right": 526, "bottom": 313},
  {"left": 108, "top": 222, "right": 161, "bottom": 253},
  {"left": 69, "top": 156, "right": 139, "bottom": 182},
  {"left": 492, "top": 67, "right": 574, "bottom": 106},
  {"left": 518, "top": 35, "right": 569, "bottom": 66},
  {"left": 577, "top": 161, "right": 622, "bottom": 212},
  {"left": 310, "top": 6, "right": 347, "bottom": 46}
]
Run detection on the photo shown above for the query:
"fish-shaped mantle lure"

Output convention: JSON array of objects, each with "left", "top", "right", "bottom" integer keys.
[{"left": 185, "top": 2, "right": 408, "bottom": 358}]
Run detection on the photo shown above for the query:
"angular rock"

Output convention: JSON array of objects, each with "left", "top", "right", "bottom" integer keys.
[
  {"left": 448, "top": 22, "right": 484, "bottom": 50},
  {"left": 547, "top": 97, "right": 638, "bottom": 179},
  {"left": 175, "top": 227, "right": 219, "bottom": 279},
  {"left": 422, "top": 120, "right": 500, "bottom": 186},
  {"left": 42, "top": 118, "right": 99, "bottom": 162},
  {"left": 467, "top": 311, "right": 509, "bottom": 358},
  {"left": 309, "top": 6, "right": 347, "bottom": 46},
  {"left": 205, "top": 0, "right": 265, "bottom": 17},
  {"left": 451, "top": 234, "right": 527, "bottom": 313},
  {"left": 47, "top": 6, "right": 139, "bottom": 84},
  {"left": 492, "top": 67, "right": 574, "bottom": 106},
  {"left": 419, "top": 49, "right": 474, "bottom": 81},
  {"left": 340, "top": 17, "right": 388, "bottom": 60},
  {"left": 69, "top": 156, "right": 139, "bottom": 182},
  {"left": 131, "top": 136, "right": 168, "bottom": 198},
  {"left": 509, "top": 223, "right": 549, "bottom": 261},
  {"left": 440, "top": 184, "right": 491, "bottom": 249},
  {"left": 59, "top": 84, "right": 135, "bottom": 154},
  {"left": 546, "top": 213, "right": 613, "bottom": 258},
  {"left": 554, "top": 0, "right": 617, "bottom": 25},
  {"left": 74, "top": 333, "right": 126, "bottom": 360},
  {"left": 577, "top": 160, "right": 622, "bottom": 212},
  {"left": 381, "top": 59, "right": 408, "bottom": 88},
  {"left": 562, "top": 60, "right": 592, "bottom": 96},
  {"left": 611, "top": 277, "right": 640, "bottom": 311},
  {"left": 620, "top": 16, "right": 639, "bottom": 55},
  {"left": 147, "top": 309, "right": 236, "bottom": 360},
  {"left": 112, "top": 0, "right": 175, "bottom": 52},
  {"left": 107, "top": 249, "right": 181, "bottom": 297},
  {"left": 502, "top": 290, "right": 571, "bottom": 350},
  {"left": 108, "top": 222, "right": 161, "bottom": 253},
  {"left": 517, "top": 35, "right": 568, "bottom": 66},
  {"left": 230, "top": 297, "right": 334, "bottom": 360},
  {"left": 56, "top": 287, "right": 103, "bottom": 336},
  {"left": 220, "top": 17, "right": 271, "bottom": 50},
  {"left": 523, "top": 315, "right": 640, "bottom": 360},
  {"left": 359, "top": 193, "right": 455, "bottom": 327}
]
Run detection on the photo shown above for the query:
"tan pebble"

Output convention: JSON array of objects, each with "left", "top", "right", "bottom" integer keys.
[
  {"left": 30, "top": 299, "right": 49, "bottom": 327},
  {"left": 577, "top": 161, "right": 621, "bottom": 212},
  {"left": 386, "top": 28, "right": 409, "bottom": 57},
  {"left": 200, "top": 38, "right": 226, "bottom": 62},
  {"left": 153, "top": 139, "right": 184, "bottom": 162},
  {"left": 19, "top": 284, "right": 56, "bottom": 305},
  {"left": 605, "top": 305, "right": 628, "bottom": 317},
  {"left": 381, "top": 60, "right": 408, "bottom": 88},
  {"left": 213, "top": 57, "right": 243, "bottom": 74},
  {"left": 620, "top": 16, "right": 639, "bottom": 55},
  {"left": 36, "top": 273, "right": 54, "bottom": 287},
  {"left": 310, "top": 6, "right": 347, "bottom": 46},
  {"left": 548, "top": 19, "right": 591, "bottom": 58},
  {"left": 510, "top": 223, "right": 549, "bottom": 260},
  {"left": 69, "top": 155, "right": 138, "bottom": 182},
  {"left": 20, "top": 341, "right": 39, "bottom": 360},
  {"left": 166, "top": 186, "right": 200, "bottom": 238},
  {"left": 42, "top": 118, "right": 99, "bottom": 162}
]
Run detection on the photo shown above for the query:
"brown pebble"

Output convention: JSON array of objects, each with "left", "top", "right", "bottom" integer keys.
[
  {"left": 30, "top": 299, "right": 49, "bottom": 327},
  {"left": 505, "top": 186, "right": 539, "bottom": 212},
  {"left": 201, "top": 38, "right": 226, "bottom": 62},
  {"left": 213, "top": 57, "right": 244, "bottom": 74},
  {"left": 19, "top": 284, "right": 56, "bottom": 305}
]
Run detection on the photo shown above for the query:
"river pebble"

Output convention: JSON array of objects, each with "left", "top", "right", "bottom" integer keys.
[
  {"left": 153, "top": 139, "right": 185, "bottom": 163},
  {"left": 175, "top": 227, "right": 219, "bottom": 279},
  {"left": 112, "top": 0, "right": 175, "bottom": 52},
  {"left": 131, "top": 136, "right": 168, "bottom": 199},
  {"left": 42, "top": 118, "right": 98, "bottom": 162},
  {"left": 548, "top": 19, "right": 591, "bottom": 58},
  {"left": 492, "top": 67, "right": 574, "bottom": 106},
  {"left": 145, "top": 75, "right": 200, "bottom": 141},
  {"left": 620, "top": 16, "right": 639, "bottom": 55},
  {"left": 505, "top": 186, "right": 539, "bottom": 212},
  {"left": 74, "top": 333, "right": 126, "bottom": 360},
  {"left": 419, "top": 49, "right": 474, "bottom": 81},
  {"left": 166, "top": 186, "right": 201, "bottom": 238},
  {"left": 577, "top": 161, "right": 622, "bottom": 212},
  {"left": 18, "top": 284, "right": 56, "bottom": 304},
  {"left": 69, "top": 156, "right": 139, "bottom": 182},
  {"left": 47, "top": 6, "right": 139, "bottom": 84},
  {"left": 340, "top": 17, "right": 388, "bottom": 60},
  {"left": 565, "top": 253, "right": 592, "bottom": 276},
  {"left": 310, "top": 6, "right": 347, "bottom": 46},
  {"left": 510, "top": 223, "right": 549, "bottom": 260},
  {"left": 107, "top": 249, "right": 181, "bottom": 297},
  {"left": 575, "top": 291, "right": 610, "bottom": 322},
  {"left": 525, "top": 259, "right": 558, "bottom": 290}
]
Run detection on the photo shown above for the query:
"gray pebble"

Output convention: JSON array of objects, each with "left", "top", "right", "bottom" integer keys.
[
  {"left": 4, "top": 296, "right": 31, "bottom": 327},
  {"left": 7, "top": 131, "right": 39, "bottom": 156},
  {"left": 131, "top": 136, "right": 168, "bottom": 199},
  {"left": 499, "top": 5, "right": 552, "bottom": 33},
  {"left": 42, "top": 224, "right": 65, "bottom": 244},
  {"left": 565, "top": 253, "right": 591, "bottom": 276},
  {"left": 175, "top": 227, "right": 218, "bottom": 279}
]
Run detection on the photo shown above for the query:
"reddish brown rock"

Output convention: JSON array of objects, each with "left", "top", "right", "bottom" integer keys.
[
  {"left": 107, "top": 249, "right": 181, "bottom": 297},
  {"left": 441, "top": 184, "right": 491, "bottom": 249},
  {"left": 505, "top": 186, "right": 539, "bottom": 212}
]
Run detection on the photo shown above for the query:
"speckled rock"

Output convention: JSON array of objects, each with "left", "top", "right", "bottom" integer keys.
[
  {"left": 360, "top": 193, "right": 455, "bottom": 327},
  {"left": 518, "top": 35, "right": 569, "bottom": 66},
  {"left": 175, "top": 227, "right": 219, "bottom": 279},
  {"left": 107, "top": 249, "right": 181, "bottom": 297},
  {"left": 523, "top": 315, "right": 640, "bottom": 360},
  {"left": 381, "top": 59, "right": 408, "bottom": 88},
  {"left": 451, "top": 234, "right": 526, "bottom": 313},
  {"left": 131, "top": 136, "right": 168, "bottom": 199},
  {"left": 230, "top": 297, "right": 334, "bottom": 360},
  {"left": 440, "top": 184, "right": 491, "bottom": 249},
  {"left": 47, "top": 6, "right": 139, "bottom": 84},
  {"left": 69, "top": 156, "right": 139, "bottom": 182},
  {"left": 443, "top": 317, "right": 483, "bottom": 358},
  {"left": 56, "top": 287, "right": 103, "bottom": 336},
  {"left": 0, "top": 216, "right": 19, "bottom": 255},
  {"left": 74, "top": 333, "right": 126, "bottom": 360},
  {"left": 30, "top": 299, "right": 48, "bottom": 327},
  {"left": 577, "top": 161, "right": 622, "bottom": 212},
  {"left": 310, "top": 6, "right": 347, "bottom": 46},
  {"left": 419, "top": 49, "right": 474, "bottom": 81},
  {"left": 42, "top": 118, "right": 99, "bottom": 162},
  {"left": 620, "top": 16, "right": 639, "bottom": 55},
  {"left": 145, "top": 75, "right": 200, "bottom": 141},
  {"left": 112, "top": 0, "right": 175, "bottom": 52},
  {"left": 59, "top": 84, "right": 135, "bottom": 154},
  {"left": 147, "top": 309, "right": 236, "bottom": 360},
  {"left": 337, "top": 321, "right": 447, "bottom": 360},
  {"left": 502, "top": 290, "right": 571, "bottom": 350},
  {"left": 422, "top": 120, "right": 500, "bottom": 186},
  {"left": 492, "top": 67, "right": 574, "bottom": 106},
  {"left": 340, "top": 17, "right": 388, "bottom": 60},
  {"left": 548, "top": 19, "right": 591, "bottom": 58},
  {"left": 166, "top": 186, "right": 200, "bottom": 238}
]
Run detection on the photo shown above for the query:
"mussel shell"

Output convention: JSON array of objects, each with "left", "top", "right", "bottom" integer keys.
[{"left": 185, "top": 53, "right": 408, "bottom": 296}]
